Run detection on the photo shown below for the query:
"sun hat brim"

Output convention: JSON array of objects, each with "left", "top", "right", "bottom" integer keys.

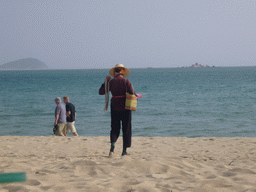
[{"left": 109, "top": 64, "right": 130, "bottom": 77}]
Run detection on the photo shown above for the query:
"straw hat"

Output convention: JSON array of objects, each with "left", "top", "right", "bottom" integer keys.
[{"left": 109, "top": 63, "right": 130, "bottom": 77}]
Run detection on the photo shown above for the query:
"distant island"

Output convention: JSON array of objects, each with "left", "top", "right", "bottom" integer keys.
[
  {"left": 179, "top": 63, "right": 217, "bottom": 68},
  {"left": 0, "top": 58, "right": 49, "bottom": 70}
]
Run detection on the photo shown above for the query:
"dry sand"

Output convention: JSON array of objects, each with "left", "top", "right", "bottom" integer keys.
[{"left": 0, "top": 136, "right": 256, "bottom": 192}]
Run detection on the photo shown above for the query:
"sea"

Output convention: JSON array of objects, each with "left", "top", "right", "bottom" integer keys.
[{"left": 0, "top": 67, "right": 256, "bottom": 137}]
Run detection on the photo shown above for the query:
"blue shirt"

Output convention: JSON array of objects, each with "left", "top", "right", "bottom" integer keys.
[{"left": 55, "top": 103, "right": 66, "bottom": 123}]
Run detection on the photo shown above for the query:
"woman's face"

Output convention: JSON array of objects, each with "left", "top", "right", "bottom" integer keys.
[{"left": 114, "top": 67, "right": 125, "bottom": 75}]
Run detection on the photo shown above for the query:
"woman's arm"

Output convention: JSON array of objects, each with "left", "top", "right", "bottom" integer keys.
[
  {"left": 99, "top": 76, "right": 112, "bottom": 95},
  {"left": 99, "top": 83, "right": 105, "bottom": 95},
  {"left": 126, "top": 79, "right": 137, "bottom": 96}
]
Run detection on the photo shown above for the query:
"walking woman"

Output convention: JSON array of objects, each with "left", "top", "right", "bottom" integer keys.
[{"left": 99, "top": 64, "right": 137, "bottom": 157}]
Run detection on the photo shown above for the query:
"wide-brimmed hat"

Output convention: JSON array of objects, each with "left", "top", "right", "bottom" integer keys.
[{"left": 109, "top": 63, "right": 130, "bottom": 77}]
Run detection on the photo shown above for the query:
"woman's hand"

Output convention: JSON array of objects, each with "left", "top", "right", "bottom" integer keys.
[{"left": 105, "top": 76, "right": 111, "bottom": 82}]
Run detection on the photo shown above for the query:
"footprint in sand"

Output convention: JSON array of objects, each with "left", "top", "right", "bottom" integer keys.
[
  {"left": 26, "top": 179, "right": 41, "bottom": 186},
  {"left": 73, "top": 160, "right": 100, "bottom": 177},
  {"left": 3, "top": 185, "right": 29, "bottom": 192}
]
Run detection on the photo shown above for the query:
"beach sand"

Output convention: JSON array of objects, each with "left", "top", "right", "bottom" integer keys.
[{"left": 0, "top": 136, "right": 256, "bottom": 192}]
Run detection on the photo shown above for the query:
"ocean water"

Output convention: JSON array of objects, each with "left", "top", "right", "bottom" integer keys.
[{"left": 0, "top": 67, "right": 256, "bottom": 137}]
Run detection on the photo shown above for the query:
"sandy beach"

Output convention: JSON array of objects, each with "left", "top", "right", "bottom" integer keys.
[{"left": 0, "top": 136, "right": 256, "bottom": 192}]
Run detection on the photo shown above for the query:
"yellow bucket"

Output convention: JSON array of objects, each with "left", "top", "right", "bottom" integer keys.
[{"left": 125, "top": 94, "right": 138, "bottom": 111}]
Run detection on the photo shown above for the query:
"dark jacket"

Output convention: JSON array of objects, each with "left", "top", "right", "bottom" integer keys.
[{"left": 99, "top": 76, "right": 136, "bottom": 111}]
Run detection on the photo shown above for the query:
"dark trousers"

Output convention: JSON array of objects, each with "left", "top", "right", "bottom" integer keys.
[{"left": 110, "top": 108, "right": 132, "bottom": 148}]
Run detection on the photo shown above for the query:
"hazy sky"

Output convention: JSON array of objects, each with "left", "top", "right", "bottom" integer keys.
[{"left": 0, "top": 0, "right": 255, "bottom": 69}]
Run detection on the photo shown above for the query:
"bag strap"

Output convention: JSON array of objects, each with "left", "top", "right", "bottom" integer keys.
[
  {"left": 125, "top": 78, "right": 135, "bottom": 95},
  {"left": 125, "top": 78, "right": 128, "bottom": 94}
]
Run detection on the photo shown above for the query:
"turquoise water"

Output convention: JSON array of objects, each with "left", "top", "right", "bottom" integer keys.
[{"left": 0, "top": 67, "right": 256, "bottom": 137}]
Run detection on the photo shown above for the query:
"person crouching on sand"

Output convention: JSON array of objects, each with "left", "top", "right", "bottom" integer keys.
[
  {"left": 99, "top": 63, "right": 137, "bottom": 157},
  {"left": 63, "top": 96, "right": 78, "bottom": 136}
]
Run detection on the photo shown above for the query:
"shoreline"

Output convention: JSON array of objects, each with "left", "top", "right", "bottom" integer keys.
[{"left": 1, "top": 136, "right": 256, "bottom": 191}]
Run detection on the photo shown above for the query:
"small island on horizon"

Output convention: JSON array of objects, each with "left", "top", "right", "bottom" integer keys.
[
  {"left": 147, "top": 63, "right": 220, "bottom": 69},
  {"left": 179, "top": 63, "right": 217, "bottom": 68},
  {"left": 0, "top": 58, "right": 49, "bottom": 70}
]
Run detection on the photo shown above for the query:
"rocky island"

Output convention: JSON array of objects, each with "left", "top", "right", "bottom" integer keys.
[
  {"left": 179, "top": 63, "right": 216, "bottom": 68},
  {"left": 190, "top": 63, "right": 211, "bottom": 68},
  {"left": 0, "top": 58, "right": 48, "bottom": 70}
]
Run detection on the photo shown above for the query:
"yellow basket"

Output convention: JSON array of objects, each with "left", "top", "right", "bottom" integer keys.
[{"left": 125, "top": 93, "right": 138, "bottom": 111}]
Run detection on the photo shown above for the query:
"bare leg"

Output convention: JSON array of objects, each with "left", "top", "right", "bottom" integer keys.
[{"left": 72, "top": 132, "right": 79, "bottom": 136}]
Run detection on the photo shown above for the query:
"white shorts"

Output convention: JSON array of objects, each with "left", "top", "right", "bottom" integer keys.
[{"left": 66, "top": 122, "right": 77, "bottom": 133}]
